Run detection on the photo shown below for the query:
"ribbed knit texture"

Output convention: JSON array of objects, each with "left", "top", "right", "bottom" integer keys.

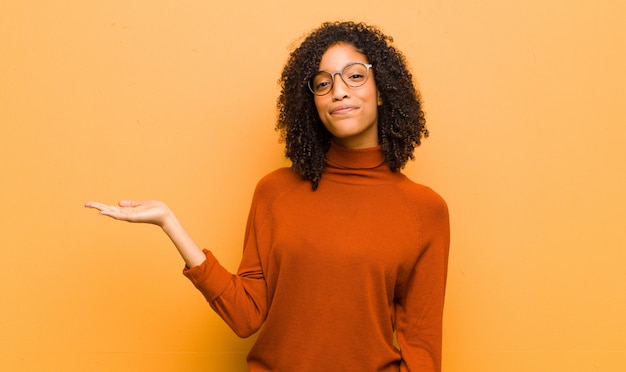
[{"left": 184, "top": 141, "right": 450, "bottom": 371}]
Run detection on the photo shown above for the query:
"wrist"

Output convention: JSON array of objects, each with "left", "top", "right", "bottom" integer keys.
[{"left": 160, "top": 209, "right": 179, "bottom": 232}]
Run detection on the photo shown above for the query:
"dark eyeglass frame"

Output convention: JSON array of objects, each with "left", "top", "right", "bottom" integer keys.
[{"left": 307, "top": 62, "right": 373, "bottom": 96}]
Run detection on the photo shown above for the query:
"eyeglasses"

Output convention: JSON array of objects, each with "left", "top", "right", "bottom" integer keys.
[{"left": 308, "top": 62, "right": 373, "bottom": 96}]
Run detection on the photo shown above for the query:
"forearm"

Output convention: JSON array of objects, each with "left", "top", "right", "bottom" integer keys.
[{"left": 161, "top": 211, "right": 206, "bottom": 268}]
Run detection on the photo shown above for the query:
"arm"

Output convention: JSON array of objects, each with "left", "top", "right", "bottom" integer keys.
[
  {"left": 86, "top": 198, "right": 269, "bottom": 337},
  {"left": 396, "top": 195, "right": 450, "bottom": 371},
  {"left": 84, "top": 200, "right": 206, "bottom": 268},
  {"left": 182, "top": 190, "right": 268, "bottom": 338}
]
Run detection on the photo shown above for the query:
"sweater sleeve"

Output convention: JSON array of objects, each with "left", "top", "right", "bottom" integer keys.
[
  {"left": 396, "top": 191, "right": 450, "bottom": 371},
  {"left": 182, "top": 189, "right": 268, "bottom": 338}
]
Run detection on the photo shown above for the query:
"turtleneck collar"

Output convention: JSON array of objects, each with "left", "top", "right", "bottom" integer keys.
[
  {"left": 326, "top": 140, "right": 385, "bottom": 169},
  {"left": 322, "top": 141, "right": 402, "bottom": 185}
]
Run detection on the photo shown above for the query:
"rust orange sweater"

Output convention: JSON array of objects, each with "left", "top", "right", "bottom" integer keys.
[{"left": 183, "top": 142, "right": 450, "bottom": 371}]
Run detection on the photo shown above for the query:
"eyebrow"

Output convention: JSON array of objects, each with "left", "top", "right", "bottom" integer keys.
[{"left": 317, "top": 61, "right": 369, "bottom": 73}]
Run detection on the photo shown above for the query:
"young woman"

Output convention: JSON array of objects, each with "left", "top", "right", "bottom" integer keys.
[{"left": 86, "top": 21, "right": 450, "bottom": 372}]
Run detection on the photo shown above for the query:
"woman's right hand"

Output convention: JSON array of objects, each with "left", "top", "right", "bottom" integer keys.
[
  {"left": 84, "top": 200, "right": 171, "bottom": 227},
  {"left": 85, "top": 199, "right": 207, "bottom": 268}
]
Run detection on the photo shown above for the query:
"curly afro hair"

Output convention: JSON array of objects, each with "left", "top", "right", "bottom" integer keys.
[{"left": 276, "top": 21, "right": 428, "bottom": 190}]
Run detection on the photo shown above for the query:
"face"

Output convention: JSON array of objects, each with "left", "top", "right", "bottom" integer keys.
[{"left": 313, "top": 43, "right": 382, "bottom": 149}]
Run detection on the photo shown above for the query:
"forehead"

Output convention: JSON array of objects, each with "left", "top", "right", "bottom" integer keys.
[{"left": 318, "top": 43, "right": 369, "bottom": 71}]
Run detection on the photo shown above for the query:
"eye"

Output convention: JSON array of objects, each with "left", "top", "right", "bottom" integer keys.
[
  {"left": 312, "top": 72, "right": 333, "bottom": 93},
  {"left": 343, "top": 64, "right": 368, "bottom": 84},
  {"left": 347, "top": 73, "right": 365, "bottom": 82},
  {"left": 315, "top": 80, "right": 331, "bottom": 89}
]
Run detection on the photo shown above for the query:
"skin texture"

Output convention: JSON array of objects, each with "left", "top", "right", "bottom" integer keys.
[{"left": 313, "top": 43, "right": 382, "bottom": 149}]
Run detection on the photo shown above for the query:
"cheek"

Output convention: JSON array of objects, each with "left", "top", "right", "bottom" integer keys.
[
  {"left": 363, "top": 89, "right": 381, "bottom": 115},
  {"left": 313, "top": 97, "right": 330, "bottom": 120},
  {"left": 313, "top": 95, "right": 325, "bottom": 109}
]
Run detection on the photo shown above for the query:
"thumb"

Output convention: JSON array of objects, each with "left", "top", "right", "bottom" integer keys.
[{"left": 118, "top": 200, "right": 140, "bottom": 208}]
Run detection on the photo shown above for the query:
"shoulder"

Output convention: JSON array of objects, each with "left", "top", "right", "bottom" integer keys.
[
  {"left": 397, "top": 177, "right": 449, "bottom": 220},
  {"left": 396, "top": 178, "right": 450, "bottom": 245},
  {"left": 256, "top": 167, "right": 302, "bottom": 189},
  {"left": 252, "top": 167, "right": 305, "bottom": 202}
]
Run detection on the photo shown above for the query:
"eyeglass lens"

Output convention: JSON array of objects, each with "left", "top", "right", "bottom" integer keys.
[{"left": 310, "top": 62, "right": 370, "bottom": 95}]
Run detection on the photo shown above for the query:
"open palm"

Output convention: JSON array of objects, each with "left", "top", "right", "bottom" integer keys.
[{"left": 85, "top": 200, "right": 170, "bottom": 226}]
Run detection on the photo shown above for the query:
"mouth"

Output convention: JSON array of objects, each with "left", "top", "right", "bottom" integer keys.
[{"left": 331, "top": 105, "right": 359, "bottom": 115}]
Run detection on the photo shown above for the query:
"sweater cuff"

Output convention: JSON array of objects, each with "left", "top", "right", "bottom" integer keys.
[{"left": 182, "top": 249, "right": 233, "bottom": 302}]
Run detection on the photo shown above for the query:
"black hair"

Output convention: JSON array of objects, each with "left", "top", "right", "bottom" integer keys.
[{"left": 276, "top": 21, "right": 428, "bottom": 190}]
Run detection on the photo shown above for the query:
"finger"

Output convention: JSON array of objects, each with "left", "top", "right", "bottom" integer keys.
[
  {"left": 97, "top": 205, "right": 132, "bottom": 220},
  {"left": 118, "top": 200, "right": 140, "bottom": 208},
  {"left": 85, "top": 201, "right": 112, "bottom": 211},
  {"left": 84, "top": 201, "right": 137, "bottom": 223}
]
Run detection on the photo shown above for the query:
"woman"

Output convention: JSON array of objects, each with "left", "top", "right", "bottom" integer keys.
[{"left": 86, "top": 21, "right": 450, "bottom": 371}]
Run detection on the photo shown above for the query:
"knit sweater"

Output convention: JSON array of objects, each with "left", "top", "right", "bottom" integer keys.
[{"left": 183, "top": 142, "right": 450, "bottom": 371}]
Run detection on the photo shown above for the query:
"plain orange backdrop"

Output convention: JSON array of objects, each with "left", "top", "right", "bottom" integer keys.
[{"left": 1, "top": 1, "right": 625, "bottom": 371}]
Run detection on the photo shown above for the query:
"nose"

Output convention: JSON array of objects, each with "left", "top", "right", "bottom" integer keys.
[{"left": 331, "top": 73, "right": 350, "bottom": 101}]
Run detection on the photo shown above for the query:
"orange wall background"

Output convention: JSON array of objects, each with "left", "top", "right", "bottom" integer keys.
[{"left": 1, "top": 1, "right": 625, "bottom": 371}]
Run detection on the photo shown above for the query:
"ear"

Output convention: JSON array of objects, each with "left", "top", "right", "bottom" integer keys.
[{"left": 377, "top": 90, "right": 383, "bottom": 106}]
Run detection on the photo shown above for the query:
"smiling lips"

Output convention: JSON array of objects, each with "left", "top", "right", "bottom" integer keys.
[{"left": 331, "top": 105, "right": 359, "bottom": 115}]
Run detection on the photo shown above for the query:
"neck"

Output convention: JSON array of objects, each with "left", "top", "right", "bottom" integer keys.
[{"left": 331, "top": 136, "right": 379, "bottom": 150}]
